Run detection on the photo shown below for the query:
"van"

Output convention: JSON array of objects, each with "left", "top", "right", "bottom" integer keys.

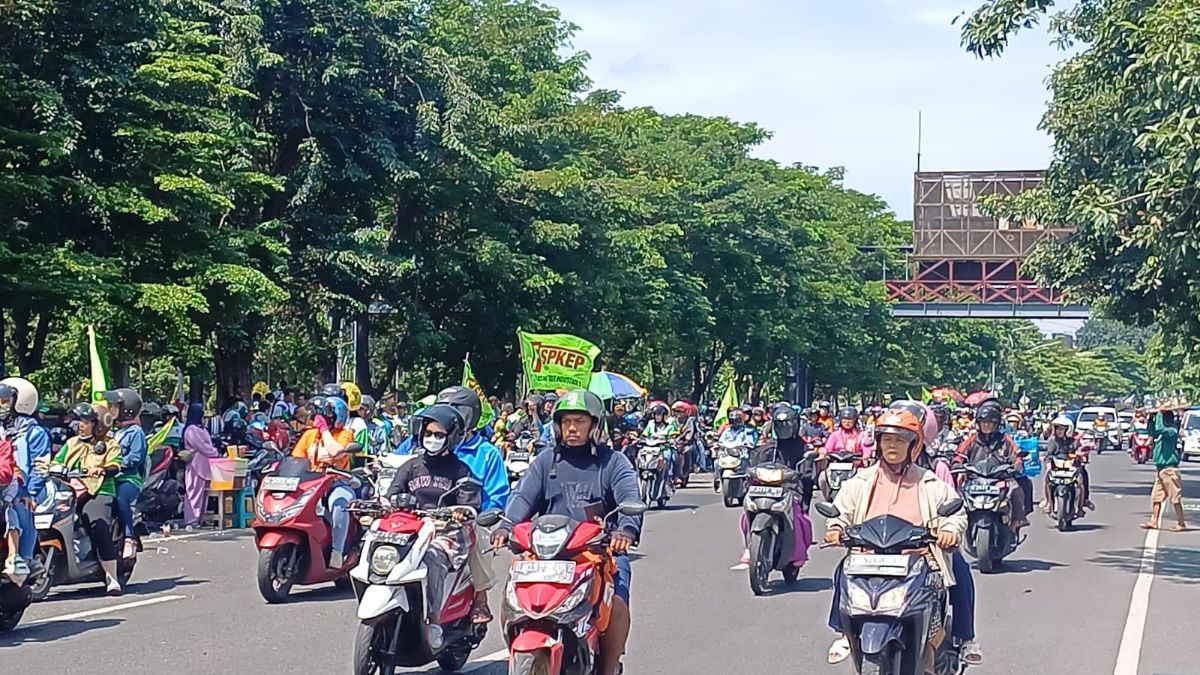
[{"left": 1181, "top": 408, "right": 1200, "bottom": 461}]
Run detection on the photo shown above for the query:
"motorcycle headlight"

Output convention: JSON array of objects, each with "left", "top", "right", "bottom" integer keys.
[
  {"left": 263, "top": 486, "right": 318, "bottom": 522},
  {"left": 847, "top": 586, "right": 872, "bottom": 612},
  {"left": 755, "top": 467, "right": 784, "bottom": 483},
  {"left": 553, "top": 581, "right": 592, "bottom": 616},
  {"left": 370, "top": 545, "right": 401, "bottom": 575},
  {"left": 532, "top": 528, "right": 570, "bottom": 559},
  {"left": 875, "top": 586, "right": 908, "bottom": 613}
]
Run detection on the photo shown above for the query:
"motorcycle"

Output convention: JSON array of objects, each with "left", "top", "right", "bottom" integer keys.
[
  {"left": 502, "top": 501, "right": 649, "bottom": 675},
  {"left": 744, "top": 455, "right": 815, "bottom": 596},
  {"left": 374, "top": 452, "right": 416, "bottom": 498},
  {"left": 252, "top": 454, "right": 367, "bottom": 602},
  {"left": 1091, "top": 427, "right": 1110, "bottom": 455},
  {"left": 714, "top": 439, "right": 751, "bottom": 508},
  {"left": 30, "top": 464, "right": 138, "bottom": 601},
  {"left": 1045, "top": 456, "right": 1081, "bottom": 532},
  {"left": 816, "top": 499, "right": 968, "bottom": 675},
  {"left": 635, "top": 437, "right": 674, "bottom": 509},
  {"left": 348, "top": 481, "right": 500, "bottom": 675},
  {"left": 0, "top": 527, "right": 31, "bottom": 631},
  {"left": 958, "top": 456, "right": 1022, "bottom": 573},
  {"left": 135, "top": 444, "right": 185, "bottom": 528},
  {"left": 506, "top": 432, "right": 544, "bottom": 488},
  {"left": 1131, "top": 429, "right": 1153, "bottom": 464},
  {"left": 821, "top": 449, "right": 863, "bottom": 502}
]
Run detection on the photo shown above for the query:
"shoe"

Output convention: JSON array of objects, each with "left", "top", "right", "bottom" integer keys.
[
  {"left": 330, "top": 551, "right": 344, "bottom": 569},
  {"left": 26, "top": 556, "right": 44, "bottom": 579},
  {"left": 428, "top": 624, "right": 444, "bottom": 650},
  {"left": 4, "top": 557, "right": 30, "bottom": 584},
  {"left": 105, "top": 575, "right": 123, "bottom": 596},
  {"left": 739, "top": 549, "right": 750, "bottom": 565},
  {"left": 960, "top": 639, "right": 983, "bottom": 665}
]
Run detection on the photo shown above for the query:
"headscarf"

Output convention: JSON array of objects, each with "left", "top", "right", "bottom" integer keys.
[{"left": 184, "top": 402, "right": 205, "bottom": 433}]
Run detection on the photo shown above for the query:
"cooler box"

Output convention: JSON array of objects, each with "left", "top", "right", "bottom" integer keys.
[{"left": 211, "top": 457, "right": 237, "bottom": 490}]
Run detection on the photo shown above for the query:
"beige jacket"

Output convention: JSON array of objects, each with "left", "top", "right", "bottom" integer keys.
[{"left": 827, "top": 464, "right": 968, "bottom": 586}]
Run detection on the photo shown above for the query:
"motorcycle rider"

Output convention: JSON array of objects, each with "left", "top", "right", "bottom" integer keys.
[
  {"left": 52, "top": 403, "right": 124, "bottom": 593},
  {"left": 101, "top": 388, "right": 146, "bottom": 560},
  {"left": 0, "top": 378, "right": 51, "bottom": 578},
  {"left": 671, "top": 401, "right": 702, "bottom": 484},
  {"left": 435, "top": 386, "right": 509, "bottom": 625},
  {"left": 823, "top": 410, "right": 973, "bottom": 666},
  {"left": 643, "top": 402, "right": 676, "bottom": 478},
  {"left": 955, "top": 403, "right": 1030, "bottom": 533},
  {"left": 291, "top": 397, "right": 357, "bottom": 567},
  {"left": 821, "top": 406, "right": 873, "bottom": 462},
  {"left": 800, "top": 408, "right": 830, "bottom": 445},
  {"left": 1041, "top": 415, "right": 1094, "bottom": 516},
  {"left": 816, "top": 401, "right": 835, "bottom": 431},
  {"left": 760, "top": 402, "right": 817, "bottom": 509},
  {"left": 384, "top": 404, "right": 482, "bottom": 648},
  {"left": 718, "top": 408, "right": 756, "bottom": 449},
  {"left": 492, "top": 390, "right": 642, "bottom": 675}
]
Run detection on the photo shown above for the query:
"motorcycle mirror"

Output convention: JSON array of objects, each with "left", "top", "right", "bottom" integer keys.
[
  {"left": 814, "top": 501, "right": 840, "bottom": 519},
  {"left": 262, "top": 441, "right": 279, "bottom": 453},
  {"left": 477, "top": 510, "right": 503, "bottom": 528},
  {"left": 937, "top": 498, "right": 964, "bottom": 517},
  {"left": 344, "top": 442, "right": 364, "bottom": 454},
  {"left": 617, "top": 501, "right": 648, "bottom": 516}
]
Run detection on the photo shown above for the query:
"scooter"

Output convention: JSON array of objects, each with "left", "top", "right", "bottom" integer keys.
[
  {"left": 1131, "top": 429, "right": 1153, "bottom": 464},
  {"left": 252, "top": 454, "right": 367, "bottom": 603},
  {"left": 635, "top": 437, "right": 674, "bottom": 509},
  {"left": 958, "top": 456, "right": 1022, "bottom": 574},
  {"left": 816, "top": 499, "right": 968, "bottom": 675},
  {"left": 1046, "top": 456, "right": 1081, "bottom": 532},
  {"left": 821, "top": 449, "right": 863, "bottom": 502},
  {"left": 348, "top": 481, "right": 500, "bottom": 675},
  {"left": 502, "top": 501, "right": 649, "bottom": 675},
  {"left": 506, "top": 432, "right": 543, "bottom": 488},
  {"left": 30, "top": 464, "right": 138, "bottom": 601},
  {"left": 743, "top": 455, "right": 815, "bottom": 596},
  {"left": 0, "top": 530, "right": 31, "bottom": 632},
  {"left": 374, "top": 452, "right": 416, "bottom": 498},
  {"left": 714, "top": 439, "right": 751, "bottom": 508},
  {"left": 135, "top": 444, "right": 184, "bottom": 528}
]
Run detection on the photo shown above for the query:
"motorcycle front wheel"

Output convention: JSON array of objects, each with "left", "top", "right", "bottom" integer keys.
[
  {"left": 721, "top": 480, "right": 737, "bottom": 508},
  {"left": 353, "top": 621, "right": 397, "bottom": 675},
  {"left": 29, "top": 548, "right": 54, "bottom": 602},
  {"left": 257, "top": 544, "right": 299, "bottom": 604},
  {"left": 858, "top": 648, "right": 894, "bottom": 675},
  {"left": 974, "top": 528, "right": 994, "bottom": 574},
  {"left": 509, "top": 649, "right": 555, "bottom": 675},
  {"left": 748, "top": 529, "right": 773, "bottom": 596}
]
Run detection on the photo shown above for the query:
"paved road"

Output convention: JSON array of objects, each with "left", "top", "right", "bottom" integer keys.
[{"left": 3, "top": 452, "right": 1198, "bottom": 674}]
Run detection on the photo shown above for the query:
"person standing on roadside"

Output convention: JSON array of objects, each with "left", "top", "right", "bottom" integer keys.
[{"left": 1143, "top": 408, "right": 1188, "bottom": 532}]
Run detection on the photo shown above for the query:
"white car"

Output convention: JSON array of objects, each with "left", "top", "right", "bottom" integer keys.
[
  {"left": 1077, "top": 406, "right": 1122, "bottom": 453},
  {"left": 1181, "top": 409, "right": 1200, "bottom": 461}
]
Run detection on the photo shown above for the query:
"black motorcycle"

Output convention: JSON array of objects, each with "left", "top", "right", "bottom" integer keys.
[
  {"left": 744, "top": 455, "right": 814, "bottom": 596},
  {"left": 816, "top": 500, "right": 968, "bottom": 675},
  {"left": 958, "top": 455, "right": 1022, "bottom": 573},
  {"left": 1045, "top": 456, "right": 1081, "bottom": 532}
]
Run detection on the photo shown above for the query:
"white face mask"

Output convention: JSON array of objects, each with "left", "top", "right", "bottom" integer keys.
[{"left": 422, "top": 435, "right": 447, "bottom": 454}]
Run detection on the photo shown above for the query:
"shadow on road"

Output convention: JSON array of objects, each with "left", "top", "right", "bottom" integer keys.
[
  {"left": 43, "top": 575, "right": 207, "bottom": 601},
  {"left": 285, "top": 585, "right": 355, "bottom": 603},
  {"left": 1090, "top": 544, "right": 1200, "bottom": 585},
  {"left": 767, "top": 576, "right": 833, "bottom": 595},
  {"left": 977, "top": 558, "right": 1066, "bottom": 574},
  {"left": 0, "top": 618, "right": 123, "bottom": 647}
]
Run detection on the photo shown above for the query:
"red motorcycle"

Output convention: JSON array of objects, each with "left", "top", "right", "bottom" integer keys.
[
  {"left": 503, "top": 502, "right": 647, "bottom": 675},
  {"left": 1131, "top": 428, "right": 1153, "bottom": 464},
  {"left": 253, "top": 456, "right": 365, "bottom": 602}
]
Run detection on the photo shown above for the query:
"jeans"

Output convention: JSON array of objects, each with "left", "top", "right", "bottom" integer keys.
[
  {"left": 828, "top": 551, "right": 975, "bottom": 642},
  {"left": 696, "top": 444, "right": 712, "bottom": 472},
  {"left": 328, "top": 483, "right": 355, "bottom": 555},
  {"left": 114, "top": 481, "right": 141, "bottom": 539},
  {"left": 15, "top": 499, "right": 36, "bottom": 559}
]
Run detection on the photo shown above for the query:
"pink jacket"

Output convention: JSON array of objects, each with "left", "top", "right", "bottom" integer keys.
[
  {"left": 183, "top": 425, "right": 222, "bottom": 481},
  {"left": 824, "top": 427, "right": 874, "bottom": 460}
]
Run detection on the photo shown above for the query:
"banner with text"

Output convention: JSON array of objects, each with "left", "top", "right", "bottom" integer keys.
[{"left": 517, "top": 331, "right": 601, "bottom": 391}]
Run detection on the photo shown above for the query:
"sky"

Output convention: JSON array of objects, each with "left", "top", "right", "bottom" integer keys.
[{"left": 552, "top": 0, "right": 1066, "bottom": 221}]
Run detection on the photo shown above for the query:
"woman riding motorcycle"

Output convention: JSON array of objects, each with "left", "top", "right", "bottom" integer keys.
[
  {"left": 290, "top": 397, "right": 357, "bottom": 567},
  {"left": 103, "top": 388, "right": 147, "bottom": 560},
  {"left": 52, "top": 403, "right": 124, "bottom": 594},
  {"left": 1041, "top": 416, "right": 1094, "bottom": 516},
  {"left": 821, "top": 406, "right": 873, "bottom": 462}
]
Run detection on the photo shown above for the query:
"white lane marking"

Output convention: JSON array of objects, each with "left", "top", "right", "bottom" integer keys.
[
  {"left": 463, "top": 648, "right": 510, "bottom": 671},
  {"left": 1113, "top": 527, "right": 1159, "bottom": 675},
  {"left": 29, "top": 594, "right": 186, "bottom": 625}
]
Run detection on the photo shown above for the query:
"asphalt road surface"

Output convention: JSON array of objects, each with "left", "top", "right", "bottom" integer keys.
[{"left": 3, "top": 451, "right": 1198, "bottom": 674}]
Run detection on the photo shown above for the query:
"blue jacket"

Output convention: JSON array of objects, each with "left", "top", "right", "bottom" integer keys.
[
  {"left": 8, "top": 415, "right": 51, "bottom": 498},
  {"left": 394, "top": 435, "right": 415, "bottom": 455},
  {"left": 114, "top": 423, "right": 149, "bottom": 484},
  {"left": 455, "top": 432, "right": 509, "bottom": 512},
  {"left": 505, "top": 443, "right": 643, "bottom": 538}
]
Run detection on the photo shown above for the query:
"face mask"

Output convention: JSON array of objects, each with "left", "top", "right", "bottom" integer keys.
[{"left": 422, "top": 435, "right": 447, "bottom": 454}]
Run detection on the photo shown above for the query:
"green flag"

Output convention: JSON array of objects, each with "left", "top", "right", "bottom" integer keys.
[
  {"left": 517, "top": 331, "right": 601, "bottom": 391},
  {"left": 147, "top": 420, "right": 175, "bottom": 453},
  {"left": 921, "top": 387, "right": 933, "bottom": 403},
  {"left": 462, "top": 357, "right": 495, "bottom": 430},
  {"left": 87, "top": 325, "right": 109, "bottom": 403},
  {"left": 713, "top": 379, "right": 739, "bottom": 429}
]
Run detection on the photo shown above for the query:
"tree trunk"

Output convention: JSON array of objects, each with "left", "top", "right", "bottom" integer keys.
[
  {"left": 353, "top": 313, "right": 374, "bottom": 395},
  {"left": 0, "top": 309, "right": 6, "bottom": 378},
  {"left": 214, "top": 346, "right": 252, "bottom": 411}
]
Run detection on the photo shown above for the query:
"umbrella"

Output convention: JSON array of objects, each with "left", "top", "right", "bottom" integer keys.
[
  {"left": 931, "top": 387, "right": 966, "bottom": 404},
  {"left": 965, "top": 390, "right": 996, "bottom": 407},
  {"left": 588, "top": 371, "right": 646, "bottom": 400}
]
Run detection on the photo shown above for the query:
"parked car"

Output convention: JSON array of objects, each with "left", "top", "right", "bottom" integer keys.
[
  {"left": 1181, "top": 408, "right": 1200, "bottom": 461},
  {"left": 1118, "top": 411, "right": 1135, "bottom": 449}
]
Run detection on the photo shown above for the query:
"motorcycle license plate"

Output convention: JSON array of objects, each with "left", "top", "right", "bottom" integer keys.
[
  {"left": 829, "top": 462, "right": 855, "bottom": 472},
  {"left": 1052, "top": 470, "right": 1077, "bottom": 480},
  {"left": 511, "top": 560, "right": 575, "bottom": 585},
  {"left": 747, "top": 485, "right": 784, "bottom": 498},
  {"left": 507, "top": 452, "right": 530, "bottom": 462},
  {"left": 34, "top": 514, "right": 53, "bottom": 529},
  {"left": 968, "top": 483, "right": 1001, "bottom": 496},
  {"left": 262, "top": 476, "right": 300, "bottom": 492},
  {"left": 844, "top": 554, "right": 910, "bottom": 577}
]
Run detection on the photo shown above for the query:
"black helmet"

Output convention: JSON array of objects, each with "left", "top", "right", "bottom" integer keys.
[
  {"left": 976, "top": 404, "right": 1003, "bottom": 424},
  {"left": 360, "top": 394, "right": 376, "bottom": 416},
  {"left": 931, "top": 404, "right": 950, "bottom": 426},
  {"left": 225, "top": 416, "right": 247, "bottom": 439},
  {"left": 437, "top": 385, "right": 482, "bottom": 432},
  {"left": 306, "top": 395, "right": 326, "bottom": 414},
  {"left": 71, "top": 402, "right": 99, "bottom": 423},
  {"left": 649, "top": 402, "right": 669, "bottom": 417},
  {"left": 162, "top": 404, "right": 180, "bottom": 420},
  {"left": 320, "top": 383, "right": 344, "bottom": 400},
  {"left": 839, "top": 406, "right": 859, "bottom": 421},
  {"left": 772, "top": 403, "right": 799, "bottom": 440},
  {"left": 103, "top": 388, "right": 143, "bottom": 422},
  {"left": 551, "top": 389, "right": 607, "bottom": 447},
  {"left": 413, "top": 404, "right": 465, "bottom": 457}
]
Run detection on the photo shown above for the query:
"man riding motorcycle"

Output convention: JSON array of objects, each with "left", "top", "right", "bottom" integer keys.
[
  {"left": 823, "top": 410, "right": 975, "bottom": 667},
  {"left": 955, "top": 404, "right": 1030, "bottom": 533},
  {"left": 671, "top": 401, "right": 702, "bottom": 485},
  {"left": 1041, "top": 416, "right": 1094, "bottom": 516},
  {"left": 817, "top": 401, "right": 835, "bottom": 431},
  {"left": 492, "top": 390, "right": 642, "bottom": 675},
  {"left": 291, "top": 397, "right": 357, "bottom": 567},
  {"left": 0, "top": 378, "right": 50, "bottom": 577}
]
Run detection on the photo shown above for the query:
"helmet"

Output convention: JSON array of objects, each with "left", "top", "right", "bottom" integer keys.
[
  {"left": 72, "top": 402, "right": 114, "bottom": 437},
  {"left": 839, "top": 406, "right": 859, "bottom": 421},
  {"left": 551, "top": 389, "right": 606, "bottom": 446},
  {"left": 162, "top": 404, "right": 180, "bottom": 420},
  {"left": 319, "top": 383, "right": 344, "bottom": 400},
  {"left": 818, "top": 401, "right": 831, "bottom": 410},
  {"left": 889, "top": 400, "right": 937, "bottom": 449},
  {"left": 806, "top": 406, "right": 821, "bottom": 418},
  {"left": 751, "top": 406, "right": 765, "bottom": 416},
  {"left": 874, "top": 410, "right": 923, "bottom": 462},
  {"left": 543, "top": 392, "right": 560, "bottom": 407},
  {"left": 414, "top": 404, "right": 465, "bottom": 457},
  {"left": 323, "top": 398, "right": 350, "bottom": 428},
  {"left": 976, "top": 404, "right": 1003, "bottom": 425},
  {"left": 306, "top": 396, "right": 326, "bottom": 415},
  {"left": 649, "top": 402, "right": 669, "bottom": 418},
  {"left": 436, "top": 386, "right": 482, "bottom": 431},
  {"left": 102, "top": 388, "right": 142, "bottom": 423},
  {"left": 1051, "top": 415, "right": 1075, "bottom": 434},
  {"left": 225, "top": 416, "right": 247, "bottom": 440},
  {"left": 360, "top": 394, "right": 376, "bottom": 417},
  {"left": 772, "top": 403, "right": 799, "bottom": 439},
  {"left": 931, "top": 404, "right": 950, "bottom": 427},
  {"left": 671, "top": 400, "right": 688, "bottom": 412},
  {"left": 0, "top": 377, "right": 39, "bottom": 417},
  {"left": 341, "top": 382, "right": 362, "bottom": 410}
]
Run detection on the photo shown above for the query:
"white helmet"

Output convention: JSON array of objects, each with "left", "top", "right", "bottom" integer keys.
[
  {"left": 1051, "top": 415, "right": 1074, "bottom": 433},
  {"left": 0, "top": 377, "right": 39, "bottom": 416}
]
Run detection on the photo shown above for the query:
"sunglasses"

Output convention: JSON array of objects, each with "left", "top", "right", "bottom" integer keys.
[{"left": 426, "top": 430, "right": 448, "bottom": 440}]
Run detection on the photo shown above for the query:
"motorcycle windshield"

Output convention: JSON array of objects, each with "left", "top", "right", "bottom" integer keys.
[
  {"left": 848, "top": 515, "right": 929, "bottom": 552},
  {"left": 273, "top": 457, "right": 324, "bottom": 482}
]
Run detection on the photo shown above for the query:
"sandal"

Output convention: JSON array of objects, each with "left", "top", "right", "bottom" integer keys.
[
  {"left": 828, "top": 637, "right": 851, "bottom": 664},
  {"left": 470, "top": 599, "right": 493, "bottom": 624},
  {"left": 1171, "top": 525, "right": 1189, "bottom": 532},
  {"left": 1140, "top": 522, "right": 1158, "bottom": 530},
  {"left": 960, "top": 640, "right": 983, "bottom": 665}
]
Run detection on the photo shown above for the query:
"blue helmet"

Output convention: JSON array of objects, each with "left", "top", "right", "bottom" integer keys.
[{"left": 324, "top": 398, "right": 349, "bottom": 429}]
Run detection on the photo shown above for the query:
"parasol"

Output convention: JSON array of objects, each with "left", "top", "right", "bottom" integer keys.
[{"left": 588, "top": 371, "right": 647, "bottom": 400}]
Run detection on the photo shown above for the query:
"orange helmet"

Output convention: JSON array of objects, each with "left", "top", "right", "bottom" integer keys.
[{"left": 873, "top": 410, "right": 924, "bottom": 461}]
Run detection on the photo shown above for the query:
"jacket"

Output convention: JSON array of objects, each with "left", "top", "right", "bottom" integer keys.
[
  {"left": 824, "top": 427, "right": 874, "bottom": 460},
  {"left": 828, "top": 464, "right": 968, "bottom": 587},
  {"left": 456, "top": 432, "right": 510, "bottom": 512},
  {"left": 505, "top": 443, "right": 643, "bottom": 539},
  {"left": 8, "top": 415, "right": 51, "bottom": 498}
]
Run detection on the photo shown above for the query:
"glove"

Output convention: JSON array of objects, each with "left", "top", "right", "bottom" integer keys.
[{"left": 313, "top": 414, "right": 329, "bottom": 433}]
